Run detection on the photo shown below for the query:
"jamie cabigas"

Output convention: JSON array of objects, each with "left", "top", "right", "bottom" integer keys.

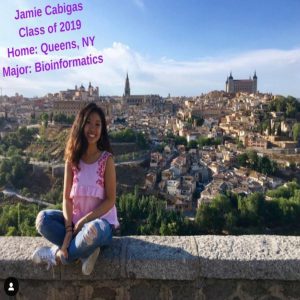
[{"left": 2, "top": 54, "right": 103, "bottom": 78}]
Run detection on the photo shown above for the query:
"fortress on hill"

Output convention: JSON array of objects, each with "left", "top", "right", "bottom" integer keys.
[{"left": 225, "top": 71, "right": 257, "bottom": 94}]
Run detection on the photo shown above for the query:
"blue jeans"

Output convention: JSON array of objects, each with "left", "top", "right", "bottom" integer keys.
[{"left": 35, "top": 209, "right": 113, "bottom": 264}]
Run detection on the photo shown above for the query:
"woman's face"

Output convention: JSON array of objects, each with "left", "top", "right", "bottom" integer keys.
[{"left": 84, "top": 111, "right": 102, "bottom": 145}]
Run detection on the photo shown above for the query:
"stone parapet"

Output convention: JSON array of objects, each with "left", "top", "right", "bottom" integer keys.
[{"left": 0, "top": 235, "right": 300, "bottom": 299}]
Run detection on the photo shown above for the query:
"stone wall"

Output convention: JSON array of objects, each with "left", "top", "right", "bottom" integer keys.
[{"left": 0, "top": 236, "right": 300, "bottom": 300}]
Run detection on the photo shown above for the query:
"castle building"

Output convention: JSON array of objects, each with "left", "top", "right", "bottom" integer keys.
[
  {"left": 53, "top": 83, "right": 111, "bottom": 121},
  {"left": 59, "top": 82, "right": 99, "bottom": 102},
  {"left": 225, "top": 72, "right": 257, "bottom": 94},
  {"left": 122, "top": 73, "right": 162, "bottom": 106}
]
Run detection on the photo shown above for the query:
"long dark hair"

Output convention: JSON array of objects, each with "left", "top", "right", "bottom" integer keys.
[{"left": 64, "top": 102, "right": 113, "bottom": 168}]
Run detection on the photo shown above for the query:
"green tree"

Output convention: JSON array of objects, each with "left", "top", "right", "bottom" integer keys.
[
  {"left": 238, "top": 192, "right": 265, "bottom": 227},
  {"left": 189, "top": 116, "right": 204, "bottom": 127},
  {"left": 49, "top": 112, "right": 54, "bottom": 123},
  {"left": 136, "top": 132, "right": 148, "bottom": 149},
  {"left": 237, "top": 153, "right": 248, "bottom": 167},
  {"left": 276, "top": 123, "right": 281, "bottom": 136},
  {"left": 117, "top": 192, "right": 186, "bottom": 236},
  {"left": 7, "top": 145, "right": 22, "bottom": 157},
  {"left": 247, "top": 150, "right": 259, "bottom": 170},
  {"left": 195, "top": 194, "right": 235, "bottom": 233},
  {"left": 259, "top": 156, "right": 272, "bottom": 175},
  {"left": 53, "top": 113, "right": 75, "bottom": 124},
  {"left": 0, "top": 203, "right": 40, "bottom": 236},
  {"left": 292, "top": 123, "right": 300, "bottom": 142},
  {"left": 40, "top": 113, "right": 49, "bottom": 128},
  {"left": 0, "top": 156, "right": 30, "bottom": 188},
  {"left": 188, "top": 140, "right": 198, "bottom": 149},
  {"left": 174, "top": 136, "right": 187, "bottom": 146},
  {"left": 286, "top": 102, "right": 296, "bottom": 118},
  {"left": 197, "top": 136, "right": 211, "bottom": 147},
  {"left": 264, "top": 200, "right": 282, "bottom": 228}
]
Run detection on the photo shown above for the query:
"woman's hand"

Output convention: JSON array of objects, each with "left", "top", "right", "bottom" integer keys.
[
  {"left": 57, "top": 231, "right": 73, "bottom": 262},
  {"left": 57, "top": 247, "right": 68, "bottom": 261}
]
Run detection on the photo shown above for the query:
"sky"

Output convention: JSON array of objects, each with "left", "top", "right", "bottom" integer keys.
[{"left": 0, "top": 0, "right": 300, "bottom": 97}]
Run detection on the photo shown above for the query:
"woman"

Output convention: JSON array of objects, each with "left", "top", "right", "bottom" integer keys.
[{"left": 32, "top": 102, "right": 119, "bottom": 275}]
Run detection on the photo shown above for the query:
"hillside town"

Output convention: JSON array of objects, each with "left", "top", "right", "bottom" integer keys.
[{"left": 0, "top": 73, "right": 299, "bottom": 219}]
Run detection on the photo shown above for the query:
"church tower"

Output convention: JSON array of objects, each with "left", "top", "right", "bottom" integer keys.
[
  {"left": 124, "top": 73, "right": 131, "bottom": 97},
  {"left": 226, "top": 72, "right": 234, "bottom": 93},
  {"left": 253, "top": 71, "right": 257, "bottom": 93}
]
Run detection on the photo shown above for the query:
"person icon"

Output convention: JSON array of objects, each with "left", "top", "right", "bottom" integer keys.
[
  {"left": 4, "top": 277, "right": 19, "bottom": 296},
  {"left": 8, "top": 282, "right": 14, "bottom": 291}
]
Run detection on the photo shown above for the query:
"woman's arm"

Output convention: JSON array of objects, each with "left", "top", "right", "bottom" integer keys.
[
  {"left": 73, "top": 156, "right": 116, "bottom": 233},
  {"left": 60, "top": 161, "right": 74, "bottom": 253},
  {"left": 63, "top": 160, "right": 73, "bottom": 225}
]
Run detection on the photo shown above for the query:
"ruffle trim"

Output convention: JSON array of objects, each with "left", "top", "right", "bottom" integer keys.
[{"left": 70, "top": 184, "right": 104, "bottom": 198}]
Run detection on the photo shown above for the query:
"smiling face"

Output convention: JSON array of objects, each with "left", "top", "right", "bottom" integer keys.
[{"left": 84, "top": 111, "right": 102, "bottom": 145}]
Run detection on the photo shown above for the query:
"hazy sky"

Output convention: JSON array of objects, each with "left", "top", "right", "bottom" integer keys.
[{"left": 0, "top": 0, "right": 300, "bottom": 97}]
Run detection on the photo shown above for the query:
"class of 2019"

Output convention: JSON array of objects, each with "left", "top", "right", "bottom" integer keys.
[{"left": 15, "top": 2, "right": 83, "bottom": 37}]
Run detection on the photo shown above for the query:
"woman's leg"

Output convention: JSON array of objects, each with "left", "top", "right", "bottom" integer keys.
[
  {"left": 35, "top": 209, "right": 66, "bottom": 247},
  {"left": 64, "top": 218, "right": 112, "bottom": 264}
]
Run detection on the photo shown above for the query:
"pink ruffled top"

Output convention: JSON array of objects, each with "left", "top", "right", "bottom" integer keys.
[{"left": 70, "top": 151, "right": 119, "bottom": 228}]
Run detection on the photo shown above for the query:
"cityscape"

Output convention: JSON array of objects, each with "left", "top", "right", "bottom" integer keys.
[{"left": 0, "top": 72, "right": 300, "bottom": 236}]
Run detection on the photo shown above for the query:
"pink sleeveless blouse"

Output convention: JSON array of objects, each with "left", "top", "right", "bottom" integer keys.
[{"left": 70, "top": 151, "right": 119, "bottom": 228}]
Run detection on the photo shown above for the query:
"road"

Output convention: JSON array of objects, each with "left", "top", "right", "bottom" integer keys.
[{"left": 2, "top": 189, "right": 53, "bottom": 207}]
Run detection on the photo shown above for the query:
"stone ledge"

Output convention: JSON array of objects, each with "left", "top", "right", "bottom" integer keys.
[{"left": 0, "top": 235, "right": 300, "bottom": 281}]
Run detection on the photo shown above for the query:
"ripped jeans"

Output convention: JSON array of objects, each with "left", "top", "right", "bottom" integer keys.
[{"left": 35, "top": 209, "right": 113, "bottom": 264}]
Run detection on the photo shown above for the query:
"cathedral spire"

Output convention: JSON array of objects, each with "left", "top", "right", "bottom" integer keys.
[{"left": 124, "top": 73, "right": 130, "bottom": 97}]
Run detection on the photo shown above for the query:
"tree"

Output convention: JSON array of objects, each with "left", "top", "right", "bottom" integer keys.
[
  {"left": 286, "top": 102, "right": 296, "bottom": 118},
  {"left": 276, "top": 123, "right": 281, "bottom": 136},
  {"left": 30, "top": 112, "right": 36, "bottom": 121},
  {"left": 0, "top": 155, "right": 30, "bottom": 188},
  {"left": 237, "top": 153, "right": 248, "bottom": 167},
  {"left": 159, "top": 222, "right": 180, "bottom": 235},
  {"left": 259, "top": 156, "right": 272, "bottom": 175},
  {"left": 49, "top": 112, "right": 54, "bottom": 123},
  {"left": 0, "top": 203, "right": 40, "bottom": 236},
  {"left": 53, "top": 113, "right": 74, "bottom": 124},
  {"left": 292, "top": 123, "right": 300, "bottom": 142},
  {"left": 195, "top": 194, "right": 236, "bottom": 233},
  {"left": 267, "top": 119, "right": 272, "bottom": 135},
  {"left": 275, "top": 97, "right": 286, "bottom": 112},
  {"left": 264, "top": 200, "right": 282, "bottom": 228},
  {"left": 270, "top": 160, "right": 278, "bottom": 175},
  {"left": 238, "top": 192, "right": 265, "bottom": 227},
  {"left": 190, "top": 116, "right": 204, "bottom": 127},
  {"left": 188, "top": 140, "right": 198, "bottom": 149},
  {"left": 237, "top": 140, "right": 244, "bottom": 149},
  {"left": 266, "top": 182, "right": 297, "bottom": 199},
  {"left": 196, "top": 204, "right": 219, "bottom": 233},
  {"left": 136, "top": 132, "right": 148, "bottom": 149},
  {"left": 174, "top": 136, "right": 187, "bottom": 146},
  {"left": 40, "top": 113, "right": 49, "bottom": 128},
  {"left": 197, "top": 136, "right": 212, "bottom": 147},
  {"left": 7, "top": 145, "right": 22, "bottom": 157},
  {"left": 224, "top": 212, "right": 238, "bottom": 231},
  {"left": 268, "top": 95, "right": 300, "bottom": 118},
  {"left": 247, "top": 150, "right": 259, "bottom": 170}
]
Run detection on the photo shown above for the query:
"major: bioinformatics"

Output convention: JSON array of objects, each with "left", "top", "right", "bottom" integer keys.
[{"left": 34, "top": 54, "right": 103, "bottom": 73}]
